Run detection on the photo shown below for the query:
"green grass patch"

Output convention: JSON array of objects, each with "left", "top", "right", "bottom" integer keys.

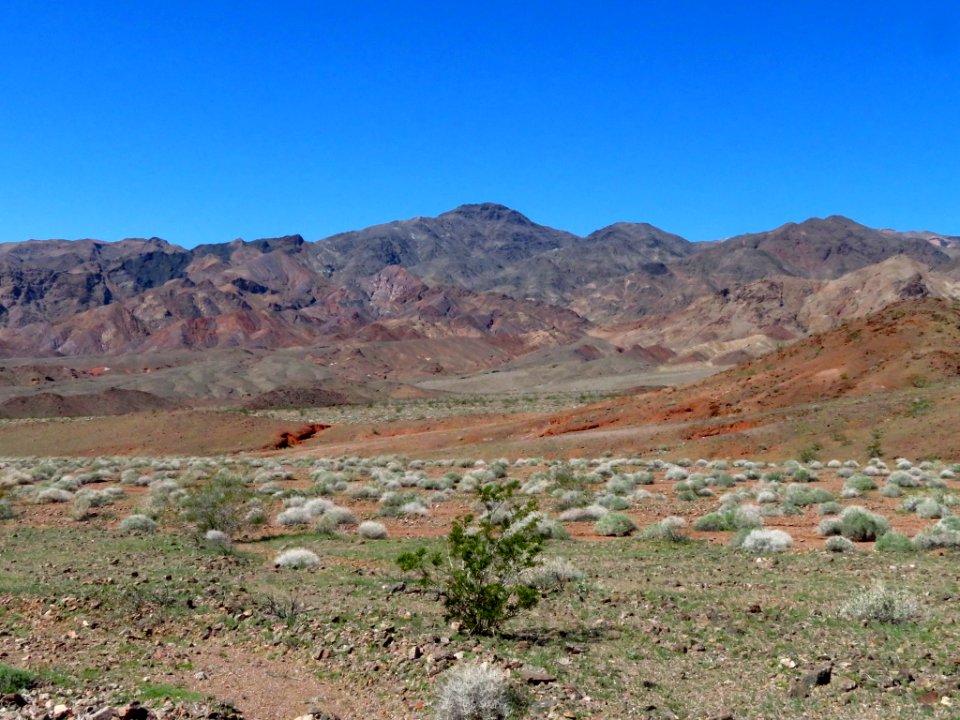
[{"left": 0, "top": 663, "right": 39, "bottom": 693}]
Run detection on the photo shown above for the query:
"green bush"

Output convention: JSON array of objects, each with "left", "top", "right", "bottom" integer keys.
[
  {"left": 641, "top": 516, "right": 687, "bottom": 542},
  {"left": 693, "top": 506, "right": 761, "bottom": 532},
  {"left": 839, "top": 506, "right": 890, "bottom": 542},
  {"left": 181, "top": 472, "right": 248, "bottom": 534},
  {"left": 875, "top": 532, "right": 914, "bottom": 553},
  {"left": 844, "top": 475, "right": 877, "bottom": 492},
  {"left": 0, "top": 663, "right": 38, "bottom": 693},
  {"left": 593, "top": 512, "right": 637, "bottom": 537},
  {"left": 397, "top": 481, "right": 545, "bottom": 635}
]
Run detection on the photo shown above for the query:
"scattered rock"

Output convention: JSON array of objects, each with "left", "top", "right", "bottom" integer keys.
[
  {"left": 118, "top": 703, "right": 154, "bottom": 720},
  {"left": 88, "top": 709, "right": 118, "bottom": 720},
  {"left": 789, "top": 665, "right": 833, "bottom": 698},
  {"left": 0, "top": 694, "right": 27, "bottom": 708},
  {"left": 519, "top": 667, "right": 556, "bottom": 685}
]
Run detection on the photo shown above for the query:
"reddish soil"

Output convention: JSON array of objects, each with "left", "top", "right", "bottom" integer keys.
[{"left": 268, "top": 423, "right": 330, "bottom": 450}]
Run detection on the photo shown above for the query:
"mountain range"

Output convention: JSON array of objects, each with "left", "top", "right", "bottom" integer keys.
[{"left": 1, "top": 203, "right": 960, "bottom": 410}]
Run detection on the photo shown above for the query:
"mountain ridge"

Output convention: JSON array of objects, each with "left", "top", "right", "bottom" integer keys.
[{"left": 0, "top": 204, "right": 957, "bottom": 366}]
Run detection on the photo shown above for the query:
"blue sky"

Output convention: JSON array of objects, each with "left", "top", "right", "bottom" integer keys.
[{"left": 1, "top": 1, "right": 958, "bottom": 246}]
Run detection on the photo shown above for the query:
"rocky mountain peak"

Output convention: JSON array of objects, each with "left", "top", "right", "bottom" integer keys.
[{"left": 440, "top": 203, "right": 534, "bottom": 226}]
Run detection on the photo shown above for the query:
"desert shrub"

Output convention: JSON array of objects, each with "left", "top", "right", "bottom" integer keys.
[
  {"left": 664, "top": 466, "right": 688, "bottom": 482},
  {"left": 378, "top": 491, "right": 423, "bottom": 516},
  {"left": 274, "top": 548, "right": 320, "bottom": 569},
  {"left": 119, "top": 514, "right": 158, "bottom": 533},
  {"left": 756, "top": 489, "right": 779, "bottom": 504},
  {"left": 347, "top": 485, "right": 381, "bottom": 500},
  {"left": 357, "top": 521, "right": 388, "bottom": 539},
  {"left": 0, "top": 663, "right": 38, "bottom": 693},
  {"left": 739, "top": 528, "right": 793, "bottom": 553},
  {"left": 302, "top": 498, "right": 333, "bottom": 517},
  {"left": 839, "top": 506, "right": 890, "bottom": 542},
  {"left": 784, "top": 485, "right": 834, "bottom": 507},
  {"left": 312, "top": 514, "right": 342, "bottom": 536},
  {"left": 182, "top": 472, "right": 248, "bottom": 534},
  {"left": 693, "top": 510, "right": 735, "bottom": 532},
  {"left": 631, "top": 471, "right": 655, "bottom": 485},
  {"left": 641, "top": 516, "right": 687, "bottom": 542},
  {"left": 519, "top": 557, "right": 584, "bottom": 590},
  {"left": 839, "top": 583, "right": 922, "bottom": 624},
  {"left": 553, "top": 490, "right": 590, "bottom": 511},
  {"left": 817, "top": 501, "right": 843, "bottom": 516},
  {"left": 69, "top": 496, "right": 94, "bottom": 521},
  {"left": 558, "top": 504, "right": 608, "bottom": 522},
  {"left": 824, "top": 536, "right": 855, "bottom": 553},
  {"left": 397, "top": 481, "right": 545, "bottom": 635},
  {"left": 880, "top": 483, "right": 903, "bottom": 498},
  {"left": 594, "top": 512, "right": 637, "bottom": 537},
  {"left": 707, "top": 473, "right": 736, "bottom": 488},
  {"left": 276, "top": 507, "right": 312, "bottom": 526},
  {"left": 912, "top": 523, "right": 960, "bottom": 550},
  {"left": 596, "top": 494, "right": 630, "bottom": 511},
  {"left": 940, "top": 516, "right": 960, "bottom": 531},
  {"left": 817, "top": 517, "right": 843, "bottom": 537},
  {"left": 204, "top": 529, "right": 232, "bottom": 549},
  {"left": 324, "top": 505, "right": 357, "bottom": 526},
  {"left": 789, "top": 467, "right": 816, "bottom": 483},
  {"left": 244, "top": 506, "right": 267, "bottom": 525},
  {"left": 399, "top": 501, "right": 430, "bottom": 517},
  {"left": 915, "top": 498, "right": 946, "bottom": 519},
  {"left": 844, "top": 475, "right": 877, "bottom": 492},
  {"left": 0, "top": 498, "right": 15, "bottom": 521},
  {"left": 693, "top": 506, "right": 762, "bottom": 532},
  {"left": 875, "top": 532, "right": 914, "bottom": 553},
  {"left": 435, "top": 662, "right": 514, "bottom": 720},
  {"left": 887, "top": 471, "right": 921, "bottom": 488},
  {"left": 36, "top": 487, "right": 73, "bottom": 504},
  {"left": 510, "top": 512, "right": 569, "bottom": 540}
]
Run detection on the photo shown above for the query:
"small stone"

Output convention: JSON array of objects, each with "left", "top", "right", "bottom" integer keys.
[
  {"left": 519, "top": 667, "right": 556, "bottom": 684},
  {"left": 88, "top": 709, "right": 118, "bottom": 720},
  {"left": 118, "top": 702, "right": 153, "bottom": 720},
  {"left": 0, "top": 694, "right": 27, "bottom": 708},
  {"left": 52, "top": 704, "right": 70, "bottom": 719},
  {"left": 407, "top": 645, "right": 423, "bottom": 660}
]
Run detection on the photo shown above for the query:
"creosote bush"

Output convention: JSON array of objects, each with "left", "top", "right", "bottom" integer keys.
[
  {"left": 182, "top": 472, "right": 248, "bottom": 534},
  {"left": 397, "top": 480, "right": 546, "bottom": 635}
]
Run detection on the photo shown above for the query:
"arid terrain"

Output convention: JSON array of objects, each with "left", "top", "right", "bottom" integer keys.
[{"left": 2, "top": 212, "right": 960, "bottom": 719}]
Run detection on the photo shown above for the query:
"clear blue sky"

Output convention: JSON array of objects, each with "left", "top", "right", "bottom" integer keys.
[{"left": 1, "top": 1, "right": 958, "bottom": 247}]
